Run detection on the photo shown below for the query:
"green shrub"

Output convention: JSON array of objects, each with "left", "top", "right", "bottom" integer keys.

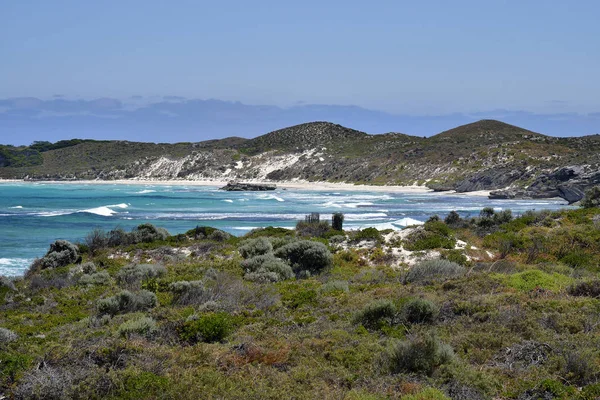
[
  {"left": 169, "top": 280, "right": 206, "bottom": 305},
  {"left": 353, "top": 300, "right": 397, "bottom": 330},
  {"left": 179, "top": 312, "right": 232, "bottom": 343},
  {"left": 560, "top": 251, "right": 596, "bottom": 269},
  {"left": 118, "top": 316, "right": 158, "bottom": 338},
  {"left": 79, "top": 271, "right": 111, "bottom": 286},
  {"left": 97, "top": 290, "right": 157, "bottom": 316},
  {"left": 275, "top": 240, "right": 333, "bottom": 276},
  {"left": 388, "top": 334, "right": 454, "bottom": 375},
  {"left": 0, "top": 327, "right": 18, "bottom": 344},
  {"left": 402, "top": 388, "right": 451, "bottom": 400},
  {"left": 241, "top": 254, "right": 294, "bottom": 282},
  {"left": 441, "top": 250, "right": 469, "bottom": 266},
  {"left": 401, "top": 298, "right": 439, "bottom": 324},
  {"left": 353, "top": 227, "right": 383, "bottom": 243},
  {"left": 581, "top": 186, "right": 600, "bottom": 208},
  {"left": 332, "top": 212, "right": 345, "bottom": 231},
  {"left": 501, "top": 269, "right": 573, "bottom": 292},
  {"left": 404, "top": 223, "right": 456, "bottom": 251},
  {"left": 404, "top": 259, "right": 465, "bottom": 284},
  {"left": 238, "top": 237, "right": 273, "bottom": 259},
  {"left": 117, "top": 263, "right": 166, "bottom": 288}
]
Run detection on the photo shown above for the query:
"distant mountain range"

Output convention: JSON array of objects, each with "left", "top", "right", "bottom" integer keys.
[
  {"left": 1, "top": 97, "right": 599, "bottom": 145},
  {"left": 1, "top": 119, "right": 599, "bottom": 203}
]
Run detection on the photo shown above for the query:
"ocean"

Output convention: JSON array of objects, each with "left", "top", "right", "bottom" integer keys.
[{"left": 0, "top": 182, "right": 572, "bottom": 276}]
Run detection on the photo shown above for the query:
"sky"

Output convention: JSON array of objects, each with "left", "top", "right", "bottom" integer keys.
[{"left": 1, "top": 0, "right": 599, "bottom": 144}]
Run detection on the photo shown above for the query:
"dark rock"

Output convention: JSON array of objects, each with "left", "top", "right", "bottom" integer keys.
[
  {"left": 557, "top": 184, "right": 585, "bottom": 204},
  {"left": 454, "top": 167, "right": 527, "bottom": 193},
  {"left": 220, "top": 182, "right": 277, "bottom": 191}
]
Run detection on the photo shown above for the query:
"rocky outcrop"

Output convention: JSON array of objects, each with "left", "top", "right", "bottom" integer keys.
[
  {"left": 220, "top": 182, "right": 277, "bottom": 191},
  {"left": 489, "top": 166, "right": 600, "bottom": 203},
  {"left": 454, "top": 167, "right": 528, "bottom": 193}
]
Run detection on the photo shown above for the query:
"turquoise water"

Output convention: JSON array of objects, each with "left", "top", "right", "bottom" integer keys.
[{"left": 0, "top": 182, "right": 571, "bottom": 276}]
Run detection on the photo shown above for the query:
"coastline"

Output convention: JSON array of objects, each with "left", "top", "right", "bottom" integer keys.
[{"left": 0, "top": 178, "right": 495, "bottom": 195}]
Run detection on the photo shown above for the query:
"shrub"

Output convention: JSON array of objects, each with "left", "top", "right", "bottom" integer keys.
[
  {"left": 130, "top": 223, "right": 170, "bottom": 243},
  {"left": 118, "top": 316, "right": 158, "bottom": 338},
  {"left": 241, "top": 254, "right": 294, "bottom": 283},
  {"left": 38, "top": 240, "right": 80, "bottom": 270},
  {"left": 402, "top": 388, "right": 451, "bottom": 400},
  {"left": 441, "top": 250, "right": 469, "bottom": 266},
  {"left": 238, "top": 237, "right": 273, "bottom": 259},
  {"left": 567, "top": 280, "right": 600, "bottom": 298},
  {"left": 84, "top": 228, "right": 108, "bottom": 254},
  {"left": 169, "top": 280, "right": 206, "bottom": 305},
  {"left": 388, "top": 334, "right": 454, "bottom": 375},
  {"left": 117, "top": 263, "right": 166, "bottom": 288},
  {"left": 581, "top": 186, "right": 600, "bottom": 208},
  {"left": 328, "top": 235, "right": 346, "bottom": 245},
  {"left": 502, "top": 270, "right": 573, "bottom": 292},
  {"left": 274, "top": 240, "right": 333, "bottom": 276},
  {"left": 404, "top": 259, "right": 465, "bottom": 284},
  {"left": 319, "top": 280, "right": 349, "bottom": 295},
  {"left": 404, "top": 223, "right": 456, "bottom": 251},
  {"left": 0, "top": 327, "right": 18, "bottom": 344},
  {"left": 81, "top": 261, "right": 97, "bottom": 274},
  {"left": 332, "top": 212, "right": 345, "bottom": 231},
  {"left": 97, "top": 290, "right": 157, "bottom": 316},
  {"left": 79, "top": 271, "right": 111, "bottom": 286},
  {"left": 208, "top": 229, "right": 231, "bottom": 242},
  {"left": 0, "top": 276, "right": 16, "bottom": 291},
  {"left": 179, "top": 312, "right": 232, "bottom": 343},
  {"left": 444, "top": 211, "right": 461, "bottom": 226},
  {"left": 353, "top": 300, "right": 397, "bottom": 330},
  {"left": 296, "top": 220, "right": 331, "bottom": 237},
  {"left": 353, "top": 227, "right": 383, "bottom": 243},
  {"left": 401, "top": 298, "right": 439, "bottom": 324}
]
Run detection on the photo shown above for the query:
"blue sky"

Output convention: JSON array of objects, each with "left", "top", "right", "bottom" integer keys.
[{"left": 1, "top": 1, "right": 599, "bottom": 143}]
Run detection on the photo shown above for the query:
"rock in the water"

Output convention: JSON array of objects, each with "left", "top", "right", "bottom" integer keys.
[{"left": 220, "top": 182, "right": 277, "bottom": 191}]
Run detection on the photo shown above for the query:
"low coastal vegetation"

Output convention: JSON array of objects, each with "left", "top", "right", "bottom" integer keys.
[{"left": 1, "top": 198, "right": 600, "bottom": 398}]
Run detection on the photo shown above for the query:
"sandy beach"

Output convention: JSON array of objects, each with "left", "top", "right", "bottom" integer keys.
[{"left": 0, "top": 178, "right": 493, "bottom": 196}]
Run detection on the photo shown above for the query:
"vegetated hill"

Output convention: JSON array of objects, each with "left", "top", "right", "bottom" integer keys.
[
  {"left": 1, "top": 119, "right": 599, "bottom": 202},
  {"left": 242, "top": 121, "right": 369, "bottom": 154},
  {"left": 3, "top": 207, "right": 600, "bottom": 398}
]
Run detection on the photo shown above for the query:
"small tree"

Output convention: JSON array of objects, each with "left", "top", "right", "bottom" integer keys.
[
  {"left": 305, "top": 212, "right": 320, "bottom": 224},
  {"left": 581, "top": 186, "right": 600, "bottom": 208},
  {"left": 332, "top": 212, "right": 344, "bottom": 231}
]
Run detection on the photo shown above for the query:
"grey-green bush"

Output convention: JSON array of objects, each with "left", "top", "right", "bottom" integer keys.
[
  {"left": 404, "top": 259, "right": 466, "bottom": 284},
  {"left": 130, "top": 223, "right": 170, "bottom": 243},
  {"left": 79, "top": 271, "right": 111, "bottom": 286},
  {"left": 0, "top": 327, "right": 18, "bottom": 344},
  {"left": 117, "top": 263, "right": 166, "bottom": 288},
  {"left": 169, "top": 280, "right": 206, "bottom": 305},
  {"left": 388, "top": 334, "right": 454, "bottom": 375},
  {"left": 81, "top": 261, "right": 97, "bottom": 274},
  {"left": 238, "top": 237, "right": 273, "bottom": 259},
  {"left": 353, "top": 300, "right": 397, "bottom": 330},
  {"left": 118, "top": 316, "right": 158, "bottom": 338},
  {"left": 97, "top": 290, "right": 157, "bottom": 316},
  {"left": 39, "top": 240, "right": 80, "bottom": 270},
  {"left": 241, "top": 254, "right": 294, "bottom": 283},
  {"left": 319, "top": 280, "right": 349, "bottom": 295},
  {"left": 274, "top": 240, "right": 333, "bottom": 276},
  {"left": 0, "top": 276, "right": 16, "bottom": 291},
  {"left": 401, "top": 298, "right": 439, "bottom": 324},
  {"left": 582, "top": 186, "right": 600, "bottom": 209}
]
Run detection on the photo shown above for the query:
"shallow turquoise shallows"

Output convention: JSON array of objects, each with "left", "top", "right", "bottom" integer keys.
[{"left": 0, "top": 182, "right": 571, "bottom": 276}]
